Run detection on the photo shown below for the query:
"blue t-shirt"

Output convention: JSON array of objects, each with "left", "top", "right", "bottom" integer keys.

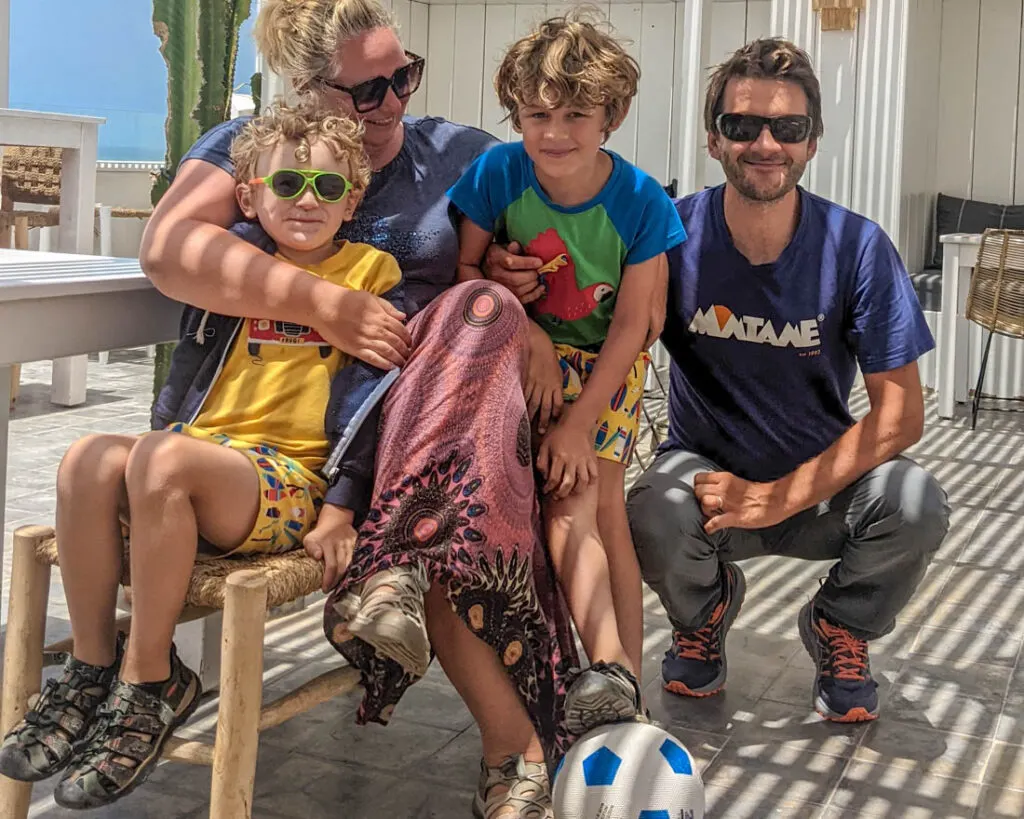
[
  {"left": 182, "top": 115, "right": 498, "bottom": 316},
  {"left": 662, "top": 185, "right": 934, "bottom": 483},
  {"left": 448, "top": 141, "right": 686, "bottom": 348}
]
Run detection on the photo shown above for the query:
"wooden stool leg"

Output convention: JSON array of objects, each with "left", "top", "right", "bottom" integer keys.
[
  {"left": 0, "top": 526, "right": 53, "bottom": 818},
  {"left": 209, "top": 570, "right": 267, "bottom": 819}
]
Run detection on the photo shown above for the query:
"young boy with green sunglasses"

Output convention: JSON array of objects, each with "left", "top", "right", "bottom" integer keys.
[{"left": 0, "top": 101, "right": 410, "bottom": 808}]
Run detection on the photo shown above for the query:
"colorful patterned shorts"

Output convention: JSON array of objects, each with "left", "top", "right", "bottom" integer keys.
[
  {"left": 166, "top": 422, "right": 326, "bottom": 555},
  {"left": 554, "top": 344, "right": 650, "bottom": 465}
]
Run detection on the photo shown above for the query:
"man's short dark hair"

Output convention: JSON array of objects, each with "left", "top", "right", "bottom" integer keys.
[{"left": 704, "top": 38, "right": 824, "bottom": 140}]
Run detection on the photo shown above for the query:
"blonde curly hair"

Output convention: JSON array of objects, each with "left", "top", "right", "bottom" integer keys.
[
  {"left": 494, "top": 8, "right": 639, "bottom": 135},
  {"left": 230, "top": 101, "right": 372, "bottom": 190},
  {"left": 254, "top": 0, "right": 398, "bottom": 94}
]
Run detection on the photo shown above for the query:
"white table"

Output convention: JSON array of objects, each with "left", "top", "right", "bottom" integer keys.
[
  {"left": 0, "top": 248, "right": 181, "bottom": 554},
  {"left": 0, "top": 108, "right": 104, "bottom": 406},
  {"left": 935, "top": 233, "right": 982, "bottom": 419}
]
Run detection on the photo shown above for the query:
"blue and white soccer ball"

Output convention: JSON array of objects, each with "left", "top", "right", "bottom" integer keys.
[{"left": 552, "top": 721, "right": 704, "bottom": 819}]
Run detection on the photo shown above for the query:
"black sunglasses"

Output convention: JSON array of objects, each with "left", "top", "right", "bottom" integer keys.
[
  {"left": 317, "top": 52, "right": 425, "bottom": 113},
  {"left": 716, "top": 113, "right": 813, "bottom": 144}
]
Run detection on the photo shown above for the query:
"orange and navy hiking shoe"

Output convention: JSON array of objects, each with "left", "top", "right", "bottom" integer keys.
[
  {"left": 798, "top": 601, "right": 879, "bottom": 723},
  {"left": 662, "top": 563, "right": 746, "bottom": 697}
]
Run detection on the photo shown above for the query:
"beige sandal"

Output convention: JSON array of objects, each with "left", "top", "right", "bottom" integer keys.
[
  {"left": 472, "top": 754, "right": 553, "bottom": 819},
  {"left": 347, "top": 563, "right": 431, "bottom": 677}
]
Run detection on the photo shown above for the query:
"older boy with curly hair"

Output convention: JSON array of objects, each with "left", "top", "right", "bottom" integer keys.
[
  {"left": 0, "top": 101, "right": 406, "bottom": 808},
  {"left": 449, "top": 12, "right": 686, "bottom": 736}
]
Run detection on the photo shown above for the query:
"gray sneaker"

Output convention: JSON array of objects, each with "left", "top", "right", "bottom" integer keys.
[{"left": 563, "top": 661, "right": 643, "bottom": 736}]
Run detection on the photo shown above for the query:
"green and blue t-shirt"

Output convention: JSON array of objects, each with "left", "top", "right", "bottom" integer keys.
[{"left": 448, "top": 142, "right": 686, "bottom": 348}]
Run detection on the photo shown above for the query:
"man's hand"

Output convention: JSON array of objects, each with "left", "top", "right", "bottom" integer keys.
[
  {"left": 303, "top": 504, "right": 358, "bottom": 592},
  {"left": 536, "top": 419, "right": 599, "bottom": 500},
  {"left": 316, "top": 287, "right": 412, "bottom": 371},
  {"left": 526, "top": 323, "right": 564, "bottom": 434},
  {"left": 693, "top": 471, "right": 788, "bottom": 534},
  {"left": 482, "top": 241, "right": 545, "bottom": 304}
]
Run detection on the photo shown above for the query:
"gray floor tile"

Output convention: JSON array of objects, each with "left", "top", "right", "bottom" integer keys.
[
  {"left": 975, "top": 784, "right": 1024, "bottom": 818},
  {"left": 887, "top": 657, "right": 1012, "bottom": 739},
  {"left": 701, "top": 744, "right": 846, "bottom": 806},
  {"left": 5, "top": 357, "right": 1024, "bottom": 818},
  {"left": 728, "top": 700, "right": 868, "bottom": 760},
  {"left": 831, "top": 760, "right": 982, "bottom": 817},
  {"left": 855, "top": 719, "right": 992, "bottom": 783},
  {"left": 704, "top": 784, "right": 827, "bottom": 818}
]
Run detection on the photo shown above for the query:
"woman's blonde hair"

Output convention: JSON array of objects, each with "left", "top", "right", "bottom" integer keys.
[
  {"left": 230, "top": 100, "right": 372, "bottom": 191},
  {"left": 255, "top": 0, "right": 398, "bottom": 94},
  {"left": 494, "top": 8, "right": 639, "bottom": 134}
]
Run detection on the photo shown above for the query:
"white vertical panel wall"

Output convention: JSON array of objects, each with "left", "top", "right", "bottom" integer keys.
[
  {"left": 401, "top": 0, "right": 918, "bottom": 248},
  {"left": 935, "top": 0, "right": 1024, "bottom": 206},
  {"left": 411, "top": 0, "right": 780, "bottom": 190},
  {"left": 770, "top": 0, "right": 911, "bottom": 242},
  {"left": 929, "top": 0, "right": 1024, "bottom": 400},
  {"left": 898, "top": 0, "right": 942, "bottom": 276}
]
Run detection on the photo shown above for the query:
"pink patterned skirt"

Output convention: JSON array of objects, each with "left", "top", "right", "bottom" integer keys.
[{"left": 323, "top": 281, "right": 577, "bottom": 760}]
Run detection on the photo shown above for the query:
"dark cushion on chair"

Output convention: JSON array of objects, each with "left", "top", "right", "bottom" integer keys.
[
  {"left": 931, "top": 193, "right": 1024, "bottom": 268},
  {"left": 910, "top": 267, "right": 943, "bottom": 312}
]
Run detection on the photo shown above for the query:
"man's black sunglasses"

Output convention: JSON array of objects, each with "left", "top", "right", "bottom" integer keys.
[
  {"left": 716, "top": 113, "right": 813, "bottom": 144},
  {"left": 316, "top": 52, "right": 425, "bottom": 113}
]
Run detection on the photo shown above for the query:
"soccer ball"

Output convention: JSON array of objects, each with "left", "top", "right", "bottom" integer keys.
[{"left": 552, "top": 721, "right": 705, "bottom": 819}]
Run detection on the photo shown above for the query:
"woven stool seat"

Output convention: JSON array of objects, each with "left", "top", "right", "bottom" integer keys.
[
  {"left": 30, "top": 526, "right": 324, "bottom": 610},
  {"left": 1, "top": 146, "right": 62, "bottom": 205}
]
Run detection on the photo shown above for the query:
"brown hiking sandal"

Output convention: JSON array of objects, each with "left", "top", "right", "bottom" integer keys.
[
  {"left": 472, "top": 754, "right": 553, "bottom": 819},
  {"left": 53, "top": 645, "right": 201, "bottom": 809},
  {"left": 0, "top": 634, "right": 124, "bottom": 782}
]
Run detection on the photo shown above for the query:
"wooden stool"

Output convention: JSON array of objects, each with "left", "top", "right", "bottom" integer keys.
[{"left": 0, "top": 525, "right": 361, "bottom": 819}]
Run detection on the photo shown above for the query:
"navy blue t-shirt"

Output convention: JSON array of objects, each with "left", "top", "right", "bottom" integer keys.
[
  {"left": 661, "top": 185, "right": 934, "bottom": 483},
  {"left": 182, "top": 115, "right": 498, "bottom": 316}
]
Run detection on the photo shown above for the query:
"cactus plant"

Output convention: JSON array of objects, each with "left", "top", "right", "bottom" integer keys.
[{"left": 150, "top": 0, "right": 253, "bottom": 399}]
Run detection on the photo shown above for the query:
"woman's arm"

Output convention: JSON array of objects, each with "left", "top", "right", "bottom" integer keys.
[{"left": 139, "top": 159, "right": 412, "bottom": 369}]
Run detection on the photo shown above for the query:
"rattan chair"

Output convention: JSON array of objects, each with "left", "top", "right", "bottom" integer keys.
[
  {"left": 964, "top": 228, "right": 1024, "bottom": 429},
  {"left": 1, "top": 146, "right": 153, "bottom": 406},
  {"left": 0, "top": 525, "right": 360, "bottom": 818}
]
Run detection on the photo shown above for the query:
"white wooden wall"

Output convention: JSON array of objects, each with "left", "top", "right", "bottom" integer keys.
[
  {"left": 393, "top": 0, "right": 715, "bottom": 186},
  {"left": 935, "top": 0, "right": 1024, "bottom": 206},
  {"left": 770, "top": 0, "right": 910, "bottom": 242},
  {"left": 899, "top": 0, "right": 942, "bottom": 276}
]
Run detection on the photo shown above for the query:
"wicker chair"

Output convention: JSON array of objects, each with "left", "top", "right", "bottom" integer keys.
[
  {"left": 964, "top": 228, "right": 1024, "bottom": 429},
  {"left": 0, "top": 525, "right": 361, "bottom": 818},
  {"left": 1, "top": 146, "right": 153, "bottom": 407}
]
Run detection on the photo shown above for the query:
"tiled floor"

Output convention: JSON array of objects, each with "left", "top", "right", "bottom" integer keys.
[{"left": 3, "top": 349, "right": 1024, "bottom": 818}]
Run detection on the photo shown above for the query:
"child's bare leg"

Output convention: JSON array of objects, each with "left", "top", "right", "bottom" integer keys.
[
  {"left": 597, "top": 459, "right": 644, "bottom": 677},
  {"left": 544, "top": 484, "right": 630, "bottom": 671},
  {"left": 119, "top": 431, "right": 260, "bottom": 684},
  {"left": 55, "top": 434, "right": 137, "bottom": 668}
]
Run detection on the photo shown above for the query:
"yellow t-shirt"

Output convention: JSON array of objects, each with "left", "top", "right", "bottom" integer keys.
[{"left": 193, "top": 241, "right": 402, "bottom": 475}]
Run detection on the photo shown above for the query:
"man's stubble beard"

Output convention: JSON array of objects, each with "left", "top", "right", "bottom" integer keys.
[{"left": 720, "top": 153, "right": 807, "bottom": 204}]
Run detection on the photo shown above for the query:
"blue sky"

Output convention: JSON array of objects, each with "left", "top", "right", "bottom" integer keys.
[{"left": 10, "top": 0, "right": 256, "bottom": 161}]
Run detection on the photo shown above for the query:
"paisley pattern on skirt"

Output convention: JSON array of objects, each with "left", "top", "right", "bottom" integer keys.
[{"left": 323, "top": 281, "right": 578, "bottom": 759}]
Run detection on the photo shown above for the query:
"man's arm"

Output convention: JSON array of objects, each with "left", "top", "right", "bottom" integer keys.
[{"left": 695, "top": 362, "right": 925, "bottom": 533}]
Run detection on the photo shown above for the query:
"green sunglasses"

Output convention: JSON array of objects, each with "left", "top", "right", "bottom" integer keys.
[{"left": 249, "top": 168, "right": 353, "bottom": 202}]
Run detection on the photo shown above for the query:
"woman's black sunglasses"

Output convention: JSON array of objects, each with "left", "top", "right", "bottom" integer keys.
[
  {"left": 317, "top": 52, "right": 425, "bottom": 114},
  {"left": 716, "top": 113, "right": 813, "bottom": 144}
]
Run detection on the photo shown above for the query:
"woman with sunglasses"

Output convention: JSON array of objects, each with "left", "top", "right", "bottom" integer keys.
[{"left": 139, "top": 1, "right": 573, "bottom": 816}]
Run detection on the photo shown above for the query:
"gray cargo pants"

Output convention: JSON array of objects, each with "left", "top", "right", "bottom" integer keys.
[{"left": 626, "top": 450, "right": 950, "bottom": 640}]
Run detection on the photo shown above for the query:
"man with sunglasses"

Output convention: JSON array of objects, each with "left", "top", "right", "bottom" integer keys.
[{"left": 625, "top": 38, "right": 949, "bottom": 723}]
